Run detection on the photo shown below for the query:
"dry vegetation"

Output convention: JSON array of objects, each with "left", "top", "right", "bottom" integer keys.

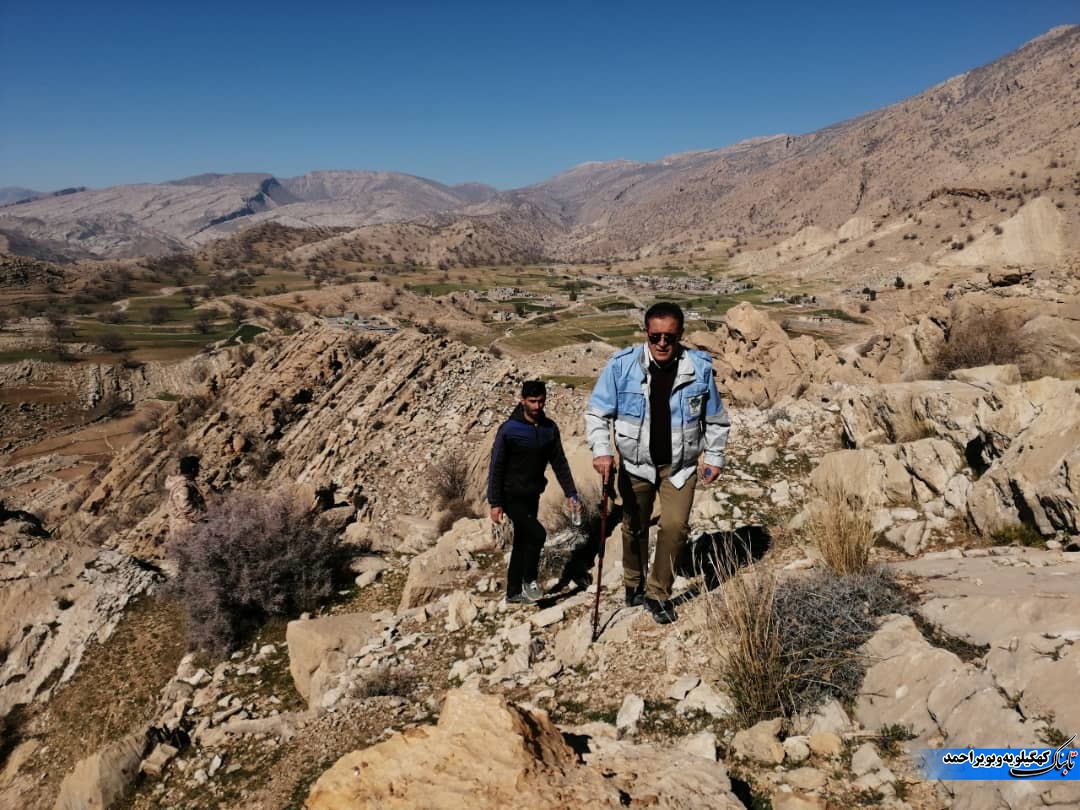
[
  {"left": 806, "top": 482, "right": 877, "bottom": 575},
  {"left": 704, "top": 566, "right": 910, "bottom": 724},
  {"left": 168, "top": 488, "right": 344, "bottom": 655},
  {"left": 930, "top": 314, "right": 1027, "bottom": 379}
]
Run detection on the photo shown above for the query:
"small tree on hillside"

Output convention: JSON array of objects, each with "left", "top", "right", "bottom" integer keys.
[
  {"left": 99, "top": 331, "right": 128, "bottom": 354},
  {"left": 148, "top": 304, "right": 171, "bottom": 324},
  {"left": 169, "top": 488, "right": 342, "bottom": 655},
  {"left": 228, "top": 301, "right": 249, "bottom": 326}
]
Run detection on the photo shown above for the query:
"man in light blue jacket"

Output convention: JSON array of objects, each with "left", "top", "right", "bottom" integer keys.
[{"left": 585, "top": 302, "right": 730, "bottom": 624}]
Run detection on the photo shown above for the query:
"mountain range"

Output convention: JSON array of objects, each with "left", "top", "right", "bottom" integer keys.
[{"left": 1, "top": 24, "right": 1077, "bottom": 262}]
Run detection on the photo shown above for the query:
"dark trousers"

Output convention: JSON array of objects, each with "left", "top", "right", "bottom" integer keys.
[{"left": 504, "top": 494, "right": 545, "bottom": 596}]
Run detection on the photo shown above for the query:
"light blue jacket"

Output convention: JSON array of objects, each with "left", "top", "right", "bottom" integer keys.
[{"left": 585, "top": 344, "right": 730, "bottom": 489}]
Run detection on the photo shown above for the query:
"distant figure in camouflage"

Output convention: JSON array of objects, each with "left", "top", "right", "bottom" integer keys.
[{"left": 165, "top": 455, "right": 206, "bottom": 536}]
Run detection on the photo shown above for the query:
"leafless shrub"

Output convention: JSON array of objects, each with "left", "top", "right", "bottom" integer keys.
[
  {"left": 930, "top": 315, "right": 1026, "bottom": 379},
  {"left": 805, "top": 481, "right": 877, "bottom": 575},
  {"left": 346, "top": 335, "right": 375, "bottom": 360},
  {"left": 86, "top": 393, "right": 131, "bottom": 421},
  {"left": 168, "top": 488, "right": 342, "bottom": 655},
  {"left": 356, "top": 666, "right": 418, "bottom": 698},
  {"left": 702, "top": 564, "right": 909, "bottom": 724},
  {"left": 245, "top": 439, "right": 283, "bottom": 480},
  {"left": 99, "top": 331, "right": 128, "bottom": 353},
  {"left": 272, "top": 310, "right": 300, "bottom": 330},
  {"left": 148, "top": 304, "right": 171, "bottom": 324},
  {"left": 429, "top": 454, "right": 471, "bottom": 507},
  {"left": 97, "top": 310, "right": 128, "bottom": 324}
]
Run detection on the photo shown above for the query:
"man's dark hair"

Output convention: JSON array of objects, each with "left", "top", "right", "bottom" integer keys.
[
  {"left": 644, "top": 302, "right": 685, "bottom": 331},
  {"left": 521, "top": 380, "right": 547, "bottom": 398},
  {"left": 179, "top": 456, "right": 200, "bottom": 477}
]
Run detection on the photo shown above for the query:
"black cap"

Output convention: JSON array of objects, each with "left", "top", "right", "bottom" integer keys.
[{"left": 521, "top": 380, "right": 547, "bottom": 398}]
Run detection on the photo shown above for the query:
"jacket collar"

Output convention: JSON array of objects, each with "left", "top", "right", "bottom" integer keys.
[
  {"left": 636, "top": 343, "right": 695, "bottom": 384},
  {"left": 509, "top": 402, "right": 548, "bottom": 426}
]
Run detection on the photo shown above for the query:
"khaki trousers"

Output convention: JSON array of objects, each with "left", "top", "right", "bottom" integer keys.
[{"left": 617, "top": 464, "right": 697, "bottom": 601}]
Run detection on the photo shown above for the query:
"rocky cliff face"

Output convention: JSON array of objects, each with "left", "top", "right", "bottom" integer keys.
[{"left": 57, "top": 325, "right": 587, "bottom": 558}]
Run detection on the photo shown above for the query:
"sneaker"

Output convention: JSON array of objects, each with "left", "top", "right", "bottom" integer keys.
[
  {"left": 625, "top": 586, "right": 645, "bottom": 607},
  {"left": 506, "top": 592, "right": 529, "bottom": 605},
  {"left": 521, "top": 581, "right": 544, "bottom": 603},
  {"left": 645, "top": 598, "right": 677, "bottom": 625}
]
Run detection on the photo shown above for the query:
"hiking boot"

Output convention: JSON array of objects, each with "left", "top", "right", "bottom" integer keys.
[
  {"left": 506, "top": 592, "right": 529, "bottom": 605},
  {"left": 645, "top": 598, "right": 677, "bottom": 625},
  {"left": 521, "top": 581, "right": 544, "bottom": 603},
  {"left": 625, "top": 586, "right": 645, "bottom": 607}
]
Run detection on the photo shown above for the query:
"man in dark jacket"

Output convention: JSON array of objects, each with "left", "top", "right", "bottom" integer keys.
[{"left": 488, "top": 380, "right": 579, "bottom": 604}]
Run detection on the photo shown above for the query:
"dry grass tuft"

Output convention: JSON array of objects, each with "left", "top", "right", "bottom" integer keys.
[
  {"left": 806, "top": 482, "right": 877, "bottom": 575},
  {"left": 888, "top": 397, "right": 935, "bottom": 443},
  {"left": 702, "top": 564, "right": 910, "bottom": 725},
  {"left": 930, "top": 314, "right": 1027, "bottom": 379},
  {"left": 704, "top": 565, "right": 785, "bottom": 724}
]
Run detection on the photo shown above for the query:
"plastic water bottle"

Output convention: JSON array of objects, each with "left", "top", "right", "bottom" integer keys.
[{"left": 570, "top": 496, "right": 582, "bottom": 528}]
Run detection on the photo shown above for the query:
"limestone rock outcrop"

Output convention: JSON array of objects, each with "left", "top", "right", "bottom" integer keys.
[
  {"left": 306, "top": 689, "right": 623, "bottom": 809},
  {"left": 286, "top": 612, "right": 382, "bottom": 708},
  {"left": 307, "top": 689, "right": 743, "bottom": 810},
  {"left": 810, "top": 438, "right": 965, "bottom": 510},
  {"left": 52, "top": 726, "right": 149, "bottom": 810},
  {"left": 832, "top": 375, "right": 1080, "bottom": 536},
  {"left": 0, "top": 513, "right": 159, "bottom": 719},
  {"left": 858, "top": 550, "right": 1080, "bottom": 810},
  {"left": 686, "top": 303, "right": 867, "bottom": 407},
  {"left": 398, "top": 518, "right": 498, "bottom": 610},
  {"left": 57, "top": 327, "right": 588, "bottom": 559}
]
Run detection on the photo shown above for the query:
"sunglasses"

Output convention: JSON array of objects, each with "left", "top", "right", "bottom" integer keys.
[{"left": 647, "top": 332, "right": 680, "bottom": 345}]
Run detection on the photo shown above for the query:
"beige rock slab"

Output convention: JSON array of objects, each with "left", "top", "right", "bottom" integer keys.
[
  {"left": 786, "top": 766, "right": 827, "bottom": 791},
  {"left": 731, "top": 718, "right": 785, "bottom": 765},
  {"left": 584, "top": 735, "right": 742, "bottom": 810},
  {"left": 398, "top": 539, "right": 473, "bottom": 610},
  {"left": 306, "top": 690, "right": 625, "bottom": 809},
  {"left": 772, "top": 794, "right": 825, "bottom": 810},
  {"left": 286, "top": 612, "right": 380, "bottom": 706},
  {"left": 892, "top": 551, "right": 1080, "bottom": 646},
  {"left": 985, "top": 632, "right": 1080, "bottom": 736},
  {"left": 53, "top": 727, "right": 148, "bottom": 810}
]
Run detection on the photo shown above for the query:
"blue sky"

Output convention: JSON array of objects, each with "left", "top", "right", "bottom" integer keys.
[{"left": 1, "top": 1, "right": 1075, "bottom": 191}]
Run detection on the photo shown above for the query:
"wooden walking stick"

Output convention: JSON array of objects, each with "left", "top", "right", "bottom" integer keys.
[{"left": 591, "top": 477, "right": 609, "bottom": 643}]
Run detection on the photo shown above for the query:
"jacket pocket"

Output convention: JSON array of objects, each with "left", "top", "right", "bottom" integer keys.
[
  {"left": 680, "top": 384, "right": 709, "bottom": 421},
  {"left": 614, "top": 418, "right": 643, "bottom": 465}
]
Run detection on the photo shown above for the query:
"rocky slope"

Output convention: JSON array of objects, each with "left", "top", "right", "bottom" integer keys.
[{"left": 2, "top": 302, "right": 1079, "bottom": 808}]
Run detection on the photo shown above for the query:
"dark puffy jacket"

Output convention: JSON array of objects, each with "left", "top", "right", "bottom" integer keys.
[{"left": 487, "top": 404, "right": 577, "bottom": 506}]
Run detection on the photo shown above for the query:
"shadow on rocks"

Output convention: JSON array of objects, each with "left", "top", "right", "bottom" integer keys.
[{"left": 670, "top": 525, "right": 773, "bottom": 607}]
